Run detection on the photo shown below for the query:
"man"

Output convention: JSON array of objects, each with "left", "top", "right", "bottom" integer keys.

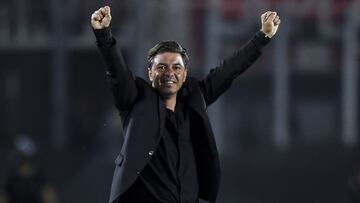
[{"left": 91, "top": 6, "right": 280, "bottom": 203}]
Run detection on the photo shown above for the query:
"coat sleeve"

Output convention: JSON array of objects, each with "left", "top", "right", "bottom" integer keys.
[
  {"left": 95, "top": 28, "right": 138, "bottom": 112},
  {"left": 199, "top": 31, "right": 271, "bottom": 106}
]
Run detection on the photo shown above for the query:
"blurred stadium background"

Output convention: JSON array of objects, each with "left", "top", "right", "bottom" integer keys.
[{"left": 0, "top": 0, "right": 360, "bottom": 202}]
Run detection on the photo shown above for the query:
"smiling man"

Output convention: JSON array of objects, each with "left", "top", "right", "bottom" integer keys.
[
  {"left": 91, "top": 5, "right": 280, "bottom": 203},
  {"left": 147, "top": 41, "right": 189, "bottom": 111}
]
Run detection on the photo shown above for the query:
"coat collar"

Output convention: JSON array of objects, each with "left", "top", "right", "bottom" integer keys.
[{"left": 156, "top": 77, "right": 206, "bottom": 119}]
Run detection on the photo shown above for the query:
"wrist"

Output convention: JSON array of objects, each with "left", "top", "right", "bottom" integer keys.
[
  {"left": 94, "top": 27, "right": 114, "bottom": 47},
  {"left": 254, "top": 30, "right": 271, "bottom": 48},
  {"left": 260, "top": 29, "right": 273, "bottom": 38}
]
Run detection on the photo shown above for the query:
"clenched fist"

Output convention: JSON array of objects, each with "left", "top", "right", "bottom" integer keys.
[
  {"left": 91, "top": 6, "right": 112, "bottom": 30},
  {"left": 261, "top": 11, "right": 281, "bottom": 38}
]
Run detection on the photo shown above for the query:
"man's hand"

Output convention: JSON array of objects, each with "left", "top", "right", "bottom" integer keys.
[
  {"left": 91, "top": 6, "right": 112, "bottom": 30},
  {"left": 261, "top": 11, "right": 281, "bottom": 38}
]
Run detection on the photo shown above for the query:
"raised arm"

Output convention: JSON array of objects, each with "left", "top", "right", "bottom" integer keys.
[
  {"left": 200, "top": 11, "right": 281, "bottom": 106},
  {"left": 91, "top": 6, "right": 138, "bottom": 111}
]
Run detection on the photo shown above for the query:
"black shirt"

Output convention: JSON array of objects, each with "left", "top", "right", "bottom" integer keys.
[
  {"left": 117, "top": 102, "right": 199, "bottom": 203},
  {"left": 139, "top": 102, "right": 199, "bottom": 203}
]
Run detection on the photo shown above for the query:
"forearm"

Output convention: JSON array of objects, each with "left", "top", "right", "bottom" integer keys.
[
  {"left": 200, "top": 31, "right": 270, "bottom": 105},
  {"left": 94, "top": 28, "right": 138, "bottom": 110},
  {"left": 94, "top": 27, "right": 124, "bottom": 77},
  {"left": 220, "top": 30, "right": 270, "bottom": 77}
]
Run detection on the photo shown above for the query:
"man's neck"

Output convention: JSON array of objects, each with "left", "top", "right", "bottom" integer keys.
[{"left": 163, "top": 94, "right": 177, "bottom": 112}]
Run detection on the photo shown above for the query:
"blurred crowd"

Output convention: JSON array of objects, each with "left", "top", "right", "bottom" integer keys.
[{"left": 0, "top": 0, "right": 355, "bottom": 45}]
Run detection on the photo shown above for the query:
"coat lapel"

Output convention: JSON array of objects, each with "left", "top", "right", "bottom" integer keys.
[
  {"left": 158, "top": 96, "right": 166, "bottom": 138},
  {"left": 182, "top": 78, "right": 207, "bottom": 115}
]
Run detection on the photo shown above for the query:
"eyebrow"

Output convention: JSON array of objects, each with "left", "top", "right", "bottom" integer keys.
[
  {"left": 157, "top": 62, "right": 184, "bottom": 66},
  {"left": 157, "top": 63, "right": 167, "bottom": 66}
]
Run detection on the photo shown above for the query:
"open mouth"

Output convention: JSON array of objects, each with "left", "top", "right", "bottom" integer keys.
[
  {"left": 164, "top": 81, "right": 176, "bottom": 84},
  {"left": 161, "top": 78, "right": 177, "bottom": 86}
]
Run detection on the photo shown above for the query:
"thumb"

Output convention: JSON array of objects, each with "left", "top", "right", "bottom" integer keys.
[
  {"left": 100, "top": 6, "right": 112, "bottom": 28},
  {"left": 104, "top": 6, "right": 111, "bottom": 18}
]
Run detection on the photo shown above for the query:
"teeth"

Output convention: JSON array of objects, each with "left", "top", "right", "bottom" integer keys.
[{"left": 165, "top": 81, "right": 175, "bottom": 84}]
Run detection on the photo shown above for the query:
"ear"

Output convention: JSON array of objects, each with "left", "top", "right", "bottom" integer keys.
[
  {"left": 148, "top": 68, "right": 153, "bottom": 82},
  {"left": 183, "top": 69, "right": 188, "bottom": 82}
]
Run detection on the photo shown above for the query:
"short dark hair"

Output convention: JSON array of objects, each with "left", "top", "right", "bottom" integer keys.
[{"left": 147, "top": 41, "right": 189, "bottom": 68}]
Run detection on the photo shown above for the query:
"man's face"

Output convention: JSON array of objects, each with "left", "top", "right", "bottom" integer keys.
[{"left": 148, "top": 52, "right": 187, "bottom": 98}]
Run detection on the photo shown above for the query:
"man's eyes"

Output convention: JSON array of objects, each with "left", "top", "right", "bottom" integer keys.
[
  {"left": 157, "top": 65, "right": 166, "bottom": 70},
  {"left": 156, "top": 65, "right": 183, "bottom": 71}
]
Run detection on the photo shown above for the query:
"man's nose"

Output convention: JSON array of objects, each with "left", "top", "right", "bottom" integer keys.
[{"left": 164, "top": 67, "right": 175, "bottom": 76}]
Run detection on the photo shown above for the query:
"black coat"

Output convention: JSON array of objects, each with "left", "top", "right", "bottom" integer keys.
[{"left": 96, "top": 30, "right": 269, "bottom": 203}]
